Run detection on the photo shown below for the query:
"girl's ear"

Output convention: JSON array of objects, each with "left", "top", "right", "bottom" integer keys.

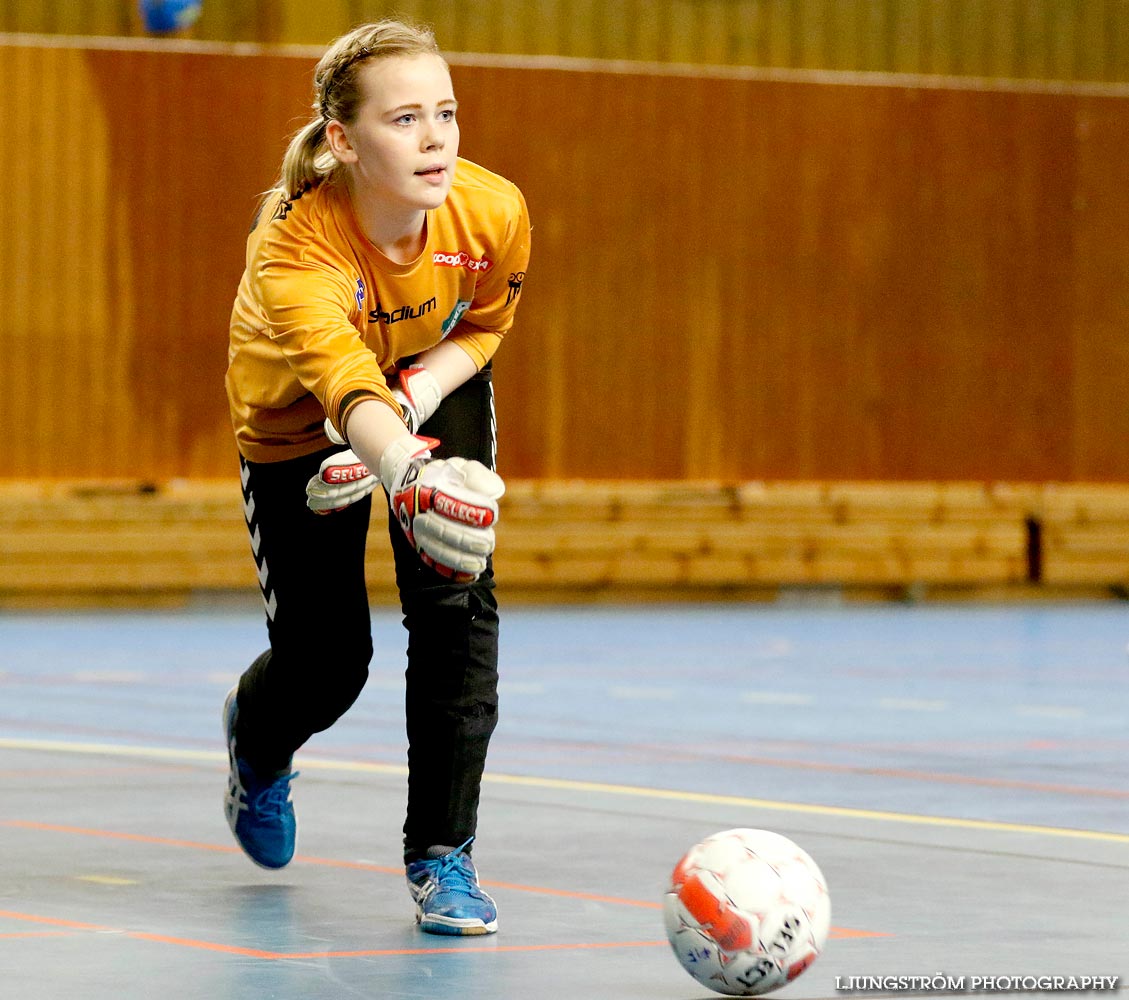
[{"left": 325, "top": 120, "right": 358, "bottom": 164}]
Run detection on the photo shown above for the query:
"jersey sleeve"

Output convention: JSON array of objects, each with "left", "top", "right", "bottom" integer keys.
[
  {"left": 446, "top": 186, "right": 531, "bottom": 368},
  {"left": 254, "top": 241, "right": 399, "bottom": 435}
]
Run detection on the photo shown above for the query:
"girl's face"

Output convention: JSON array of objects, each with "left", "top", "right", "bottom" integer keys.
[{"left": 341, "top": 53, "right": 459, "bottom": 214}]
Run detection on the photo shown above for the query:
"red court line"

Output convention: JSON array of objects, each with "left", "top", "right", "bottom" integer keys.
[
  {"left": 0, "top": 908, "right": 670, "bottom": 958},
  {"left": 0, "top": 821, "right": 661, "bottom": 908},
  {"left": 122, "top": 932, "right": 291, "bottom": 959},
  {"left": 0, "top": 931, "right": 88, "bottom": 940},
  {"left": 1, "top": 822, "right": 888, "bottom": 948},
  {"left": 831, "top": 927, "right": 889, "bottom": 939},
  {"left": 3, "top": 820, "right": 242, "bottom": 855},
  {"left": 218, "top": 940, "right": 672, "bottom": 960},
  {"left": 0, "top": 909, "right": 112, "bottom": 931},
  {"left": 0, "top": 909, "right": 881, "bottom": 960},
  {"left": 474, "top": 877, "right": 662, "bottom": 909}
]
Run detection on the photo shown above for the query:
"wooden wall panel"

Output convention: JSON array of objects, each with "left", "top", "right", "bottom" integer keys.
[
  {"left": 1069, "top": 98, "right": 1129, "bottom": 477},
  {"left": 1, "top": 40, "right": 1128, "bottom": 482},
  {"left": 480, "top": 66, "right": 1128, "bottom": 481},
  {"left": 0, "top": 42, "right": 314, "bottom": 478},
  {"left": 3, "top": 1, "right": 1129, "bottom": 82}
]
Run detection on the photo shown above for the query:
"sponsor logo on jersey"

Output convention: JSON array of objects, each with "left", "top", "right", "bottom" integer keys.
[
  {"left": 260, "top": 185, "right": 307, "bottom": 227},
  {"left": 355, "top": 278, "right": 366, "bottom": 312},
  {"left": 369, "top": 297, "right": 437, "bottom": 325},
  {"left": 271, "top": 194, "right": 298, "bottom": 222},
  {"left": 433, "top": 250, "right": 492, "bottom": 272}
]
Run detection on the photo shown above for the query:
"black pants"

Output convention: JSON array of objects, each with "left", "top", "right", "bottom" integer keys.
[{"left": 234, "top": 370, "right": 500, "bottom": 864}]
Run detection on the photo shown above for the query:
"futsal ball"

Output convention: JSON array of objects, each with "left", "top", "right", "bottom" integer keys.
[{"left": 663, "top": 828, "right": 830, "bottom": 996}]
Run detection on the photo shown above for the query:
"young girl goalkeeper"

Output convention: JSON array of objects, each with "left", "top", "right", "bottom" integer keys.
[{"left": 223, "top": 18, "right": 530, "bottom": 937}]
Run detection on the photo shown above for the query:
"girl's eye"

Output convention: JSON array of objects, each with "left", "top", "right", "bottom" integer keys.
[
  {"left": 439, "top": 109, "right": 456, "bottom": 122},
  {"left": 395, "top": 114, "right": 415, "bottom": 125}
]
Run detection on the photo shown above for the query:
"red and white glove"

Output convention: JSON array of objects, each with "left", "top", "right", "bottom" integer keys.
[
  {"left": 391, "top": 365, "right": 443, "bottom": 434},
  {"left": 379, "top": 434, "right": 505, "bottom": 582},
  {"left": 305, "top": 420, "right": 377, "bottom": 514}
]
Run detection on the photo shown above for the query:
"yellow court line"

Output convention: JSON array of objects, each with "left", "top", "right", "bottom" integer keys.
[
  {"left": 483, "top": 773, "right": 1129, "bottom": 844},
  {"left": 1, "top": 737, "right": 1127, "bottom": 845}
]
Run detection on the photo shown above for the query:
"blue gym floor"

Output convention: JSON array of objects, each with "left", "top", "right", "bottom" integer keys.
[{"left": 1, "top": 600, "right": 1127, "bottom": 998}]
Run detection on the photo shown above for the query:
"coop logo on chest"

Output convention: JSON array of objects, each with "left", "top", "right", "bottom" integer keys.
[{"left": 433, "top": 250, "right": 492, "bottom": 273}]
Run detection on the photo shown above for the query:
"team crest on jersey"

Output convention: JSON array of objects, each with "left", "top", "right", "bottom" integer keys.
[
  {"left": 440, "top": 299, "right": 472, "bottom": 338},
  {"left": 355, "top": 278, "right": 366, "bottom": 312}
]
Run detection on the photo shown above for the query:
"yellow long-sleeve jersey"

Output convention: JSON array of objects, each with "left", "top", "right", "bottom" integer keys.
[{"left": 226, "top": 157, "right": 531, "bottom": 463}]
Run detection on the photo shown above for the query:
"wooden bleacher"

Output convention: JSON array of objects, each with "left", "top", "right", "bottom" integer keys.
[
  {"left": 0, "top": 479, "right": 1126, "bottom": 606},
  {"left": 496, "top": 481, "right": 1036, "bottom": 592},
  {"left": 1038, "top": 484, "right": 1129, "bottom": 590}
]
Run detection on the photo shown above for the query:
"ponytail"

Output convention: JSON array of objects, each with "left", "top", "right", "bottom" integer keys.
[
  {"left": 273, "top": 19, "right": 442, "bottom": 198},
  {"left": 278, "top": 116, "right": 334, "bottom": 199}
]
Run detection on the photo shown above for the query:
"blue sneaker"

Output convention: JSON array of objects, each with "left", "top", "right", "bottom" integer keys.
[
  {"left": 222, "top": 686, "right": 298, "bottom": 870},
  {"left": 406, "top": 840, "right": 498, "bottom": 935}
]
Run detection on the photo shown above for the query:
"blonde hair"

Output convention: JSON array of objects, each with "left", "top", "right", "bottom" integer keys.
[{"left": 278, "top": 19, "right": 443, "bottom": 198}]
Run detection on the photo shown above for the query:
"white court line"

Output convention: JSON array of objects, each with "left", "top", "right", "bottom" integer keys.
[
  {"left": 878, "top": 698, "right": 949, "bottom": 712},
  {"left": 499, "top": 682, "right": 546, "bottom": 695},
  {"left": 71, "top": 670, "right": 146, "bottom": 683},
  {"left": 1015, "top": 705, "right": 1086, "bottom": 719},
  {"left": 748, "top": 639, "right": 795, "bottom": 659},
  {"left": 362, "top": 676, "right": 405, "bottom": 691},
  {"left": 608, "top": 686, "right": 677, "bottom": 701},
  {"left": 741, "top": 692, "right": 814, "bottom": 706},
  {"left": 1, "top": 736, "right": 1126, "bottom": 844}
]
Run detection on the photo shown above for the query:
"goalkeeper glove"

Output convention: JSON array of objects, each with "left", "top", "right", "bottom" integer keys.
[
  {"left": 303, "top": 360, "right": 444, "bottom": 515},
  {"left": 390, "top": 365, "right": 443, "bottom": 434},
  {"left": 380, "top": 434, "right": 505, "bottom": 582},
  {"left": 305, "top": 419, "right": 377, "bottom": 514}
]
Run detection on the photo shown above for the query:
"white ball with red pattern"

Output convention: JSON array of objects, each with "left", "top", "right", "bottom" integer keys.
[{"left": 663, "top": 828, "right": 831, "bottom": 996}]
